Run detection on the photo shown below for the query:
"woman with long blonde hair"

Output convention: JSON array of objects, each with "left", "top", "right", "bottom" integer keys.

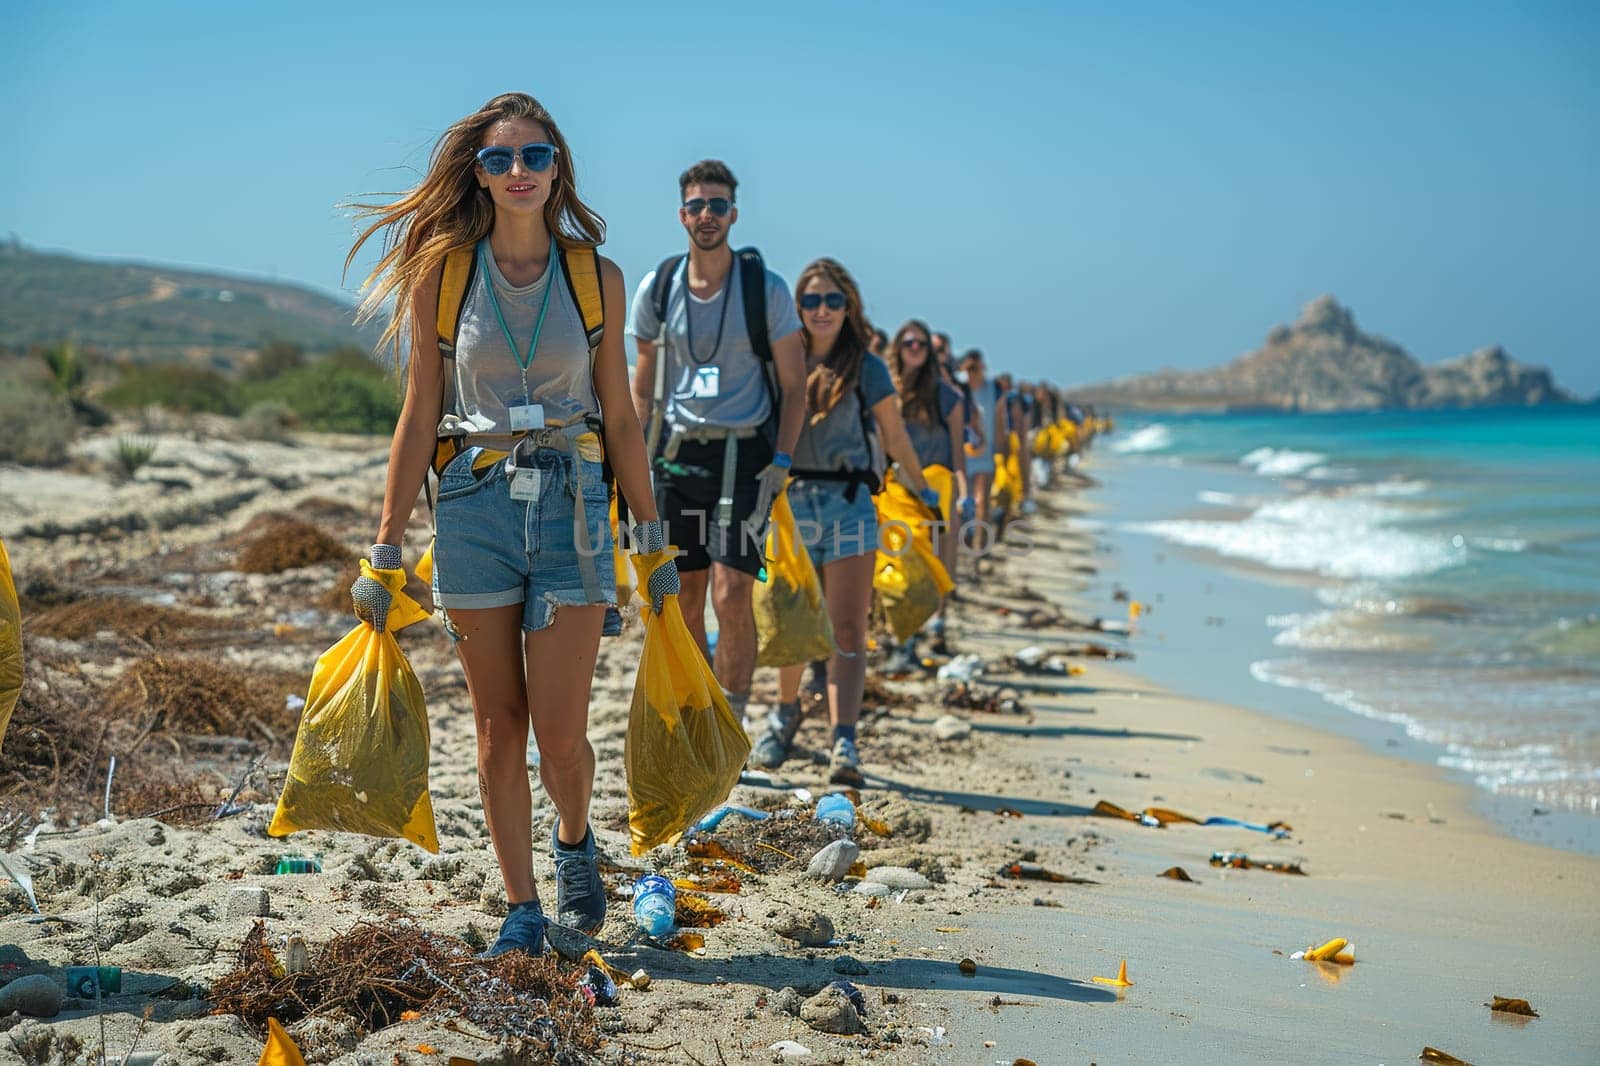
[
  {"left": 344, "top": 92, "right": 676, "bottom": 956},
  {"left": 748, "top": 258, "right": 938, "bottom": 786}
]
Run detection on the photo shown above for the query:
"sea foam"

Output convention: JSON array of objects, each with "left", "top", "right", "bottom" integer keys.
[{"left": 1112, "top": 423, "right": 1173, "bottom": 454}]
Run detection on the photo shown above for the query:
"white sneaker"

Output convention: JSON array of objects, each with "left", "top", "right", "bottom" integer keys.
[{"left": 828, "top": 736, "right": 863, "bottom": 786}]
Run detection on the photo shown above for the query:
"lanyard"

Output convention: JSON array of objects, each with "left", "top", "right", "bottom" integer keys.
[
  {"left": 480, "top": 237, "right": 556, "bottom": 375},
  {"left": 683, "top": 260, "right": 733, "bottom": 366}
]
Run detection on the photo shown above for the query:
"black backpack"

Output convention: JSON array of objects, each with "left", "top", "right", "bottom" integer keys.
[{"left": 649, "top": 247, "right": 781, "bottom": 425}]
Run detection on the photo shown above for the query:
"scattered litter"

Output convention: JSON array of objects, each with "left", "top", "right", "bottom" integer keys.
[
  {"left": 917, "top": 1025, "right": 948, "bottom": 1046},
  {"left": 273, "top": 854, "right": 323, "bottom": 874},
  {"left": 630, "top": 968, "right": 651, "bottom": 990},
  {"left": 1095, "top": 800, "right": 1290, "bottom": 837},
  {"left": 1091, "top": 959, "right": 1133, "bottom": 987},
  {"left": 695, "top": 804, "right": 770, "bottom": 832},
  {"left": 1290, "top": 937, "right": 1355, "bottom": 965},
  {"left": 66, "top": 964, "right": 122, "bottom": 997},
  {"left": 259, "top": 1018, "right": 307, "bottom": 1065},
  {"left": 936, "top": 653, "right": 984, "bottom": 681},
  {"left": 1095, "top": 618, "right": 1132, "bottom": 635},
  {"left": 769, "top": 1041, "right": 811, "bottom": 1058},
  {"left": 666, "top": 930, "right": 706, "bottom": 954},
  {"left": 578, "top": 964, "right": 618, "bottom": 1007},
  {"left": 674, "top": 891, "right": 727, "bottom": 928},
  {"left": 1202, "top": 816, "right": 1292, "bottom": 838},
  {"left": 995, "top": 807, "right": 1024, "bottom": 819},
  {"left": 1211, "top": 852, "right": 1306, "bottom": 876},
  {"left": 793, "top": 788, "right": 814, "bottom": 803},
  {"left": 0, "top": 854, "right": 41, "bottom": 913},
  {"left": 1159, "top": 866, "right": 1196, "bottom": 882},
  {"left": 815, "top": 792, "right": 856, "bottom": 827},
  {"left": 285, "top": 693, "right": 306, "bottom": 713},
  {"left": 632, "top": 874, "right": 677, "bottom": 937},
  {"left": 997, "top": 860, "right": 1098, "bottom": 885},
  {"left": 1487, "top": 995, "right": 1538, "bottom": 1017},
  {"left": 1419, "top": 1049, "right": 1475, "bottom": 1065}
]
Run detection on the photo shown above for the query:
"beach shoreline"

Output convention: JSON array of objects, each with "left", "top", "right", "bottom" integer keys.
[{"left": 1, "top": 441, "right": 1597, "bottom": 1064}]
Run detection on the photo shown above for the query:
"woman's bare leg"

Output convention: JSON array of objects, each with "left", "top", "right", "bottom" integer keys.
[
  {"left": 821, "top": 551, "right": 876, "bottom": 729},
  {"left": 524, "top": 604, "right": 606, "bottom": 847}
]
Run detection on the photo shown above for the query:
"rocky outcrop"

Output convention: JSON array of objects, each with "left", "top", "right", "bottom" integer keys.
[{"left": 1074, "top": 296, "right": 1576, "bottom": 411}]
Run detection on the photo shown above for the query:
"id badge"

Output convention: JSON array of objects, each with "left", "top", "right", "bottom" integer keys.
[
  {"left": 509, "top": 467, "right": 543, "bottom": 502},
  {"left": 689, "top": 366, "right": 720, "bottom": 398},
  {"left": 508, "top": 402, "right": 546, "bottom": 431}
]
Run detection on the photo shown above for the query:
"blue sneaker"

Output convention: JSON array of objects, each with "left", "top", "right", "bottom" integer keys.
[
  {"left": 552, "top": 824, "right": 608, "bottom": 934},
  {"left": 481, "top": 900, "right": 548, "bottom": 957}
]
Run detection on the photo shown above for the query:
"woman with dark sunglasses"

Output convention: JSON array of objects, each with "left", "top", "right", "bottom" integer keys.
[
  {"left": 343, "top": 93, "right": 673, "bottom": 957},
  {"left": 748, "top": 258, "right": 938, "bottom": 786},
  {"left": 888, "top": 318, "right": 969, "bottom": 657}
]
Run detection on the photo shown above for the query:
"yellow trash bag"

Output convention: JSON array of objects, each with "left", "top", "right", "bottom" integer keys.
[
  {"left": 991, "top": 432, "right": 1025, "bottom": 516},
  {"left": 625, "top": 549, "right": 750, "bottom": 854},
  {"left": 0, "top": 536, "right": 20, "bottom": 754},
  {"left": 269, "top": 561, "right": 439, "bottom": 853},
  {"left": 258, "top": 1018, "right": 308, "bottom": 1066},
  {"left": 754, "top": 489, "right": 834, "bottom": 668},
  {"left": 921, "top": 464, "right": 955, "bottom": 525},
  {"left": 873, "top": 478, "right": 955, "bottom": 641}
]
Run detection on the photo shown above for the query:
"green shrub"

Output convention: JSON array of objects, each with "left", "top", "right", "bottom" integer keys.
[
  {"left": 239, "top": 399, "right": 300, "bottom": 442},
  {"left": 102, "top": 363, "right": 239, "bottom": 415},
  {"left": 0, "top": 371, "right": 76, "bottom": 465},
  {"left": 243, "top": 339, "right": 306, "bottom": 381},
  {"left": 112, "top": 435, "right": 157, "bottom": 480},
  {"left": 236, "top": 361, "right": 397, "bottom": 434}
]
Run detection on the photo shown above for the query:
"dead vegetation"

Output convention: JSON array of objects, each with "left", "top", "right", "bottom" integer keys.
[
  {"left": 25, "top": 596, "right": 213, "bottom": 645},
  {"left": 110, "top": 655, "right": 307, "bottom": 738},
  {"left": 236, "top": 518, "right": 353, "bottom": 574},
  {"left": 210, "top": 920, "right": 600, "bottom": 1059}
]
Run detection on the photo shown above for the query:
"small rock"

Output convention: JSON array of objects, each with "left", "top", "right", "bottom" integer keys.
[
  {"left": 770, "top": 911, "right": 835, "bottom": 948},
  {"left": 959, "top": 957, "right": 977, "bottom": 976},
  {"left": 771, "top": 986, "right": 804, "bottom": 1017},
  {"left": 224, "top": 886, "right": 269, "bottom": 918},
  {"left": 931, "top": 715, "right": 972, "bottom": 742},
  {"left": 853, "top": 881, "right": 892, "bottom": 897},
  {"left": 0, "top": 975, "right": 63, "bottom": 1018},
  {"left": 864, "top": 866, "right": 930, "bottom": 890},
  {"left": 805, "top": 839, "right": 860, "bottom": 883},
  {"left": 832, "top": 955, "right": 870, "bottom": 976},
  {"left": 800, "top": 985, "right": 865, "bottom": 1035}
]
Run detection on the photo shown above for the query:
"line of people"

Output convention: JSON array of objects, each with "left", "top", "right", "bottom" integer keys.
[{"left": 345, "top": 93, "right": 1095, "bottom": 958}]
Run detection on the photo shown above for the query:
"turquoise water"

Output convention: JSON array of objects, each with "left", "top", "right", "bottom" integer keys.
[{"left": 1100, "top": 406, "right": 1600, "bottom": 815}]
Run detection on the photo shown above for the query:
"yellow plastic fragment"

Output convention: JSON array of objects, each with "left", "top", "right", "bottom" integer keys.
[
  {"left": 1091, "top": 959, "right": 1133, "bottom": 987},
  {"left": 1305, "top": 937, "right": 1348, "bottom": 962}
]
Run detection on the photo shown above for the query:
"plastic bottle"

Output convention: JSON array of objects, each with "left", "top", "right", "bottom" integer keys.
[
  {"left": 632, "top": 874, "right": 676, "bottom": 938},
  {"left": 815, "top": 793, "right": 856, "bottom": 829}
]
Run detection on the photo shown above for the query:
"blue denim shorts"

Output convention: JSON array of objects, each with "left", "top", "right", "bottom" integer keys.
[
  {"left": 430, "top": 446, "right": 619, "bottom": 638},
  {"left": 787, "top": 478, "right": 879, "bottom": 569}
]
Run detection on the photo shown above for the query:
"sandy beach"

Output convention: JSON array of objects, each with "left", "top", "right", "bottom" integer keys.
[{"left": 1, "top": 427, "right": 1597, "bottom": 1065}]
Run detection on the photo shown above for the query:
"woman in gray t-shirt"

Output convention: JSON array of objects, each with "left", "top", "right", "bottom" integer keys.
[
  {"left": 749, "top": 258, "right": 936, "bottom": 787},
  {"left": 890, "top": 318, "right": 968, "bottom": 636}
]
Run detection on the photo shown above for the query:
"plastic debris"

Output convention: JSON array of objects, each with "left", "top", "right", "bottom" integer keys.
[
  {"left": 578, "top": 964, "right": 618, "bottom": 1007},
  {"left": 1202, "top": 816, "right": 1293, "bottom": 839},
  {"left": 674, "top": 891, "right": 727, "bottom": 928},
  {"left": 1291, "top": 937, "right": 1355, "bottom": 965},
  {"left": 1211, "top": 852, "right": 1306, "bottom": 875},
  {"left": 1487, "top": 995, "right": 1538, "bottom": 1017},
  {"left": 1419, "top": 1049, "right": 1475, "bottom": 1065},
  {"left": 917, "top": 1025, "right": 947, "bottom": 1046},
  {"left": 936, "top": 653, "right": 985, "bottom": 681},
  {"left": 65, "top": 965, "right": 121, "bottom": 997},
  {"left": 769, "top": 1041, "right": 812, "bottom": 1058},
  {"left": 632, "top": 875, "right": 676, "bottom": 937},
  {"left": 694, "top": 804, "right": 769, "bottom": 832},
  {"left": 0, "top": 854, "right": 40, "bottom": 914},
  {"left": 998, "top": 860, "right": 1099, "bottom": 884},
  {"left": 630, "top": 969, "right": 651, "bottom": 990},
  {"left": 1091, "top": 959, "right": 1133, "bottom": 987},
  {"left": 273, "top": 854, "right": 322, "bottom": 875},
  {"left": 815, "top": 792, "right": 856, "bottom": 828},
  {"left": 257, "top": 1018, "right": 307, "bottom": 1066}
]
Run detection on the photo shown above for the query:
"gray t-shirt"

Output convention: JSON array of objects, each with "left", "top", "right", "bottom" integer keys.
[
  {"left": 905, "top": 381, "right": 963, "bottom": 470},
  {"left": 791, "top": 354, "right": 896, "bottom": 472},
  {"left": 451, "top": 241, "right": 597, "bottom": 450},
  {"left": 627, "top": 258, "right": 802, "bottom": 431}
]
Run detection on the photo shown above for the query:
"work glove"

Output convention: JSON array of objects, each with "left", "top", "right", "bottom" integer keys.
[
  {"left": 350, "top": 544, "right": 401, "bottom": 632},
  {"left": 632, "top": 520, "right": 679, "bottom": 613},
  {"left": 958, "top": 496, "right": 977, "bottom": 523},
  {"left": 919, "top": 487, "right": 944, "bottom": 519},
  {"left": 751, "top": 452, "right": 791, "bottom": 530}
]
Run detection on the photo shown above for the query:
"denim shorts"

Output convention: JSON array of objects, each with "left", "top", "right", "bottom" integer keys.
[
  {"left": 787, "top": 478, "right": 879, "bottom": 569},
  {"left": 431, "top": 445, "right": 619, "bottom": 638}
]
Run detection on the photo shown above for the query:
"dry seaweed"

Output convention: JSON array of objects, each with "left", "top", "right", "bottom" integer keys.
[
  {"left": 210, "top": 920, "right": 600, "bottom": 1058},
  {"left": 111, "top": 655, "right": 306, "bottom": 737},
  {"left": 26, "top": 596, "right": 212, "bottom": 645},
  {"left": 237, "top": 519, "right": 353, "bottom": 574}
]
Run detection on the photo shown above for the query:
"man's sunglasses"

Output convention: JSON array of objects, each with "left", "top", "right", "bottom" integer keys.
[
  {"left": 799, "top": 292, "right": 847, "bottom": 312},
  {"left": 476, "top": 142, "right": 558, "bottom": 176},
  {"left": 683, "top": 197, "right": 733, "bottom": 218}
]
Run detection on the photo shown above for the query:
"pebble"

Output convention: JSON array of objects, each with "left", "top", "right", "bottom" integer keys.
[
  {"left": 770, "top": 911, "right": 835, "bottom": 948},
  {"left": 864, "top": 866, "right": 931, "bottom": 890},
  {"left": 853, "top": 881, "right": 893, "bottom": 897},
  {"left": 799, "top": 985, "right": 865, "bottom": 1035},
  {"left": 224, "top": 886, "right": 269, "bottom": 918},
  {"left": 832, "top": 954, "right": 870, "bottom": 976},
  {"left": 805, "top": 839, "right": 860, "bottom": 883},
  {"left": 0, "top": 975, "right": 63, "bottom": 1018},
  {"left": 931, "top": 715, "right": 973, "bottom": 742},
  {"left": 771, "top": 987, "right": 804, "bottom": 1017}
]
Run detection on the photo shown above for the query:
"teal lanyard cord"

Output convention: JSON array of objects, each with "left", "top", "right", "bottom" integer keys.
[{"left": 480, "top": 237, "right": 556, "bottom": 375}]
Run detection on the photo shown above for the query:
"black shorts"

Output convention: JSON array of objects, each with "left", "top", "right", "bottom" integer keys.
[{"left": 655, "top": 435, "right": 774, "bottom": 575}]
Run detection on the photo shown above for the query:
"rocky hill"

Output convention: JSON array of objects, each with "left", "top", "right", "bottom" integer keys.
[
  {"left": 1074, "top": 295, "right": 1576, "bottom": 411},
  {"left": 0, "top": 241, "right": 378, "bottom": 370}
]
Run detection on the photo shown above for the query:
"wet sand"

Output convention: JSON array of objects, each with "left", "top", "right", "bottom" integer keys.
[{"left": 1, "top": 436, "right": 1596, "bottom": 1064}]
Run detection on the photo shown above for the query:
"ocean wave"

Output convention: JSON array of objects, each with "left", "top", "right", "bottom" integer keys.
[
  {"left": 1466, "top": 535, "right": 1529, "bottom": 553},
  {"left": 1125, "top": 490, "right": 1465, "bottom": 580},
  {"left": 1240, "top": 447, "right": 1327, "bottom": 477},
  {"left": 1112, "top": 423, "right": 1173, "bottom": 454},
  {"left": 1267, "top": 610, "right": 1433, "bottom": 652},
  {"left": 1370, "top": 479, "right": 1430, "bottom": 497},
  {"left": 1197, "top": 489, "right": 1247, "bottom": 507}
]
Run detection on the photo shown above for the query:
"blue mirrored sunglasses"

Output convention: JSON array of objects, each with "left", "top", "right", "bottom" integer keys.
[
  {"left": 476, "top": 142, "right": 558, "bottom": 176},
  {"left": 799, "top": 292, "right": 847, "bottom": 311}
]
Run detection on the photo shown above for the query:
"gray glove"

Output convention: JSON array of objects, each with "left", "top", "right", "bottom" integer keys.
[
  {"left": 752, "top": 454, "right": 791, "bottom": 530},
  {"left": 350, "top": 543, "right": 401, "bottom": 632},
  {"left": 632, "top": 520, "right": 679, "bottom": 613}
]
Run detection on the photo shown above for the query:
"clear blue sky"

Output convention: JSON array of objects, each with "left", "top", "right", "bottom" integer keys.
[{"left": 4, "top": 1, "right": 1596, "bottom": 393}]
